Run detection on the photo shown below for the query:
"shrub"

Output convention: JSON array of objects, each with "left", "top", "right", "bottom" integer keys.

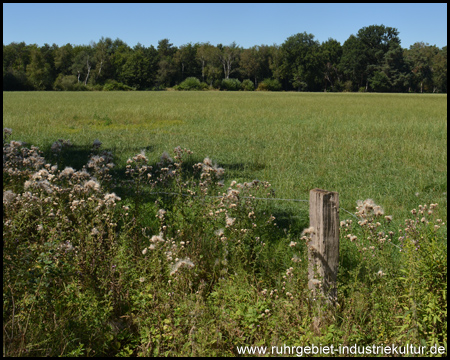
[
  {"left": 241, "top": 79, "right": 255, "bottom": 91},
  {"left": 200, "top": 81, "right": 209, "bottom": 90},
  {"left": 342, "top": 80, "right": 353, "bottom": 92},
  {"left": 53, "top": 74, "right": 79, "bottom": 91},
  {"left": 174, "top": 77, "right": 202, "bottom": 91},
  {"left": 256, "top": 78, "right": 282, "bottom": 91},
  {"left": 221, "top": 78, "right": 241, "bottom": 91}
]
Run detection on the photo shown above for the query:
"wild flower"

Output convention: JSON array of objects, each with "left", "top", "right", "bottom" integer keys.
[
  {"left": 104, "top": 192, "right": 121, "bottom": 206},
  {"left": 291, "top": 254, "right": 301, "bottom": 263},
  {"left": 225, "top": 214, "right": 236, "bottom": 227},
  {"left": 373, "top": 206, "right": 384, "bottom": 216},
  {"left": 51, "top": 141, "right": 62, "bottom": 153},
  {"left": 214, "top": 228, "right": 225, "bottom": 237},
  {"left": 160, "top": 151, "right": 173, "bottom": 163},
  {"left": 203, "top": 157, "right": 213, "bottom": 167},
  {"left": 302, "top": 227, "right": 315, "bottom": 235},
  {"left": 142, "top": 248, "right": 148, "bottom": 255},
  {"left": 157, "top": 209, "right": 166, "bottom": 220},
  {"left": 170, "top": 258, "right": 195, "bottom": 276},
  {"left": 133, "top": 150, "right": 148, "bottom": 163},
  {"left": 59, "top": 241, "right": 74, "bottom": 252},
  {"left": 3, "top": 190, "right": 16, "bottom": 204},
  {"left": 83, "top": 179, "right": 101, "bottom": 192},
  {"left": 59, "top": 166, "right": 75, "bottom": 178},
  {"left": 377, "top": 269, "right": 386, "bottom": 277},
  {"left": 151, "top": 233, "right": 165, "bottom": 243}
]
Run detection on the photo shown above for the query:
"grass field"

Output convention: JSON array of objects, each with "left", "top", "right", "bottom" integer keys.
[
  {"left": 3, "top": 91, "right": 447, "bottom": 224},
  {"left": 3, "top": 91, "right": 447, "bottom": 356}
]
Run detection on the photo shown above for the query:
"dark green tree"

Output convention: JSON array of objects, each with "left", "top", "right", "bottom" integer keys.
[
  {"left": 240, "top": 46, "right": 262, "bottom": 87},
  {"left": 120, "top": 43, "right": 151, "bottom": 89},
  {"left": 280, "top": 32, "right": 322, "bottom": 91},
  {"left": 405, "top": 42, "right": 440, "bottom": 93},
  {"left": 156, "top": 39, "right": 177, "bottom": 88},
  {"left": 320, "top": 38, "right": 342, "bottom": 91},
  {"left": 432, "top": 46, "right": 447, "bottom": 93},
  {"left": 26, "top": 46, "right": 53, "bottom": 90},
  {"left": 54, "top": 43, "right": 74, "bottom": 76},
  {"left": 3, "top": 42, "right": 33, "bottom": 90},
  {"left": 340, "top": 25, "right": 402, "bottom": 91},
  {"left": 173, "top": 43, "right": 200, "bottom": 83}
]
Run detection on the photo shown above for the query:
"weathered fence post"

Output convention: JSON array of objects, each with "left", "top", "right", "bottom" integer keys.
[{"left": 308, "top": 188, "right": 339, "bottom": 304}]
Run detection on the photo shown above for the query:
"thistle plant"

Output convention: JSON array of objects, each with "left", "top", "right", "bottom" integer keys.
[{"left": 3, "top": 130, "right": 447, "bottom": 356}]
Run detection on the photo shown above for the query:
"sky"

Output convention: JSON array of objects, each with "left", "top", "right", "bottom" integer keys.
[{"left": 3, "top": 3, "right": 447, "bottom": 49}]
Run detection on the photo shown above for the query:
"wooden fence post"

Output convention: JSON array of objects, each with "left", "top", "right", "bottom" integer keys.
[{"left": 308, "top": 188, "right": 340, "bottom": 304}]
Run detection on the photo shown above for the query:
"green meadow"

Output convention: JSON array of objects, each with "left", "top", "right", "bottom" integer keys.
[
  {"left": 3, "top": 91, "right": 447, "bottom": 356},
  {"left": 3, "top": 91, "right": 447, "bottom": 223}
]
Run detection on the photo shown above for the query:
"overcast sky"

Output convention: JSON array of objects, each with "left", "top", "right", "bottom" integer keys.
[{"left": 3, "top": 3, "right": 447, "bottom": 49}]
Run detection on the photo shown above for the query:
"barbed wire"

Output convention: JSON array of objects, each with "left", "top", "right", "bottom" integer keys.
[
  {"left": 148, "top": 190, "right": 359, "bottom": 220},
  {"left": 149, "top": 190, "right": 403, "bottom": 250}
]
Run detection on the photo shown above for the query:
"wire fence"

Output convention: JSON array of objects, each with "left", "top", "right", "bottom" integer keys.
[
  {"left": 149, "top": 190, "right": 402, "bottom": 250},
  {"left": 149, "top": 191, "right": 359, "bottom": 221}
]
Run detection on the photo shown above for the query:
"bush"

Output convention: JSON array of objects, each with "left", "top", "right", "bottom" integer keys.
[
  {"left": 53, "top": 74, "right": 79, "bottom": 91},
  {"left": 241, "top": 79, "right": 255, "bottom": 91},
  {"left": 174, "top": 77, "right": 202, "bottom": 91},
  {"left": 200, "top": 82, "right": 209, "bottom": 90},
  {"left": 343, "top": 80, "right": 353, "bottom": 92},
  {"left": 221, "top": 78, "right": 241, "bottom": 91},
  {"left": 256, "top": 78, "right": 282, "bottom": 91}
]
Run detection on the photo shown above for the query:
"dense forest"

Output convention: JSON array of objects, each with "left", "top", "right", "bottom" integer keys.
[{"left": 3, "top": 25, "right": 447, "bottom": 93}]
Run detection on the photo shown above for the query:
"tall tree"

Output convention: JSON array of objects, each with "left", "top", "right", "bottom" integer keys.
[
  {"left": 92, "top": 37, "right": 115, "bottom": 84},
  {"left": 432, "top": 46, "right": 447, "bottom": 93},
  {"left": 54, "top": 43, "right": 74, "bottom": 76},
  {"left": 70, "top": 46, "right": 95, "bottom": 85},
  {"left": 240, "top": 46, "right": 262, "bottom": 86},
  {"left": 218, "top": 42, "right": 241, "bottom": 79},
  {"left": 280, "top": 32, "right": 321, "bottom": 91},
  {"left": 405, "top": 42, "right": 439, "bottom": 93},
  {"left": 370, "top": 43, "right": 409, "bottom": 92},
  {"left": 26, "top": 46, "right": 53, "bottom": 90},
  {"left": 110, "top": 38, "right": 132, "bottom": 83},
  {"left": 3, "top": 42, "right": 33, "bottom": 90},
  {"left": 120, "top": 44, "right": 150, "bottom": 89},
  {"left": 268, "top": 44, "right": 283, "bottom": 82},
  {"left": 199, "top": 44, "right": 222, "bottom": 86},
  {"left": 320, "top": 38, "right": 342, "bottom": 91},
  {"left": 156, "top": 39, "right": 177, "bottom": 87},
  {"left": 340, "top": 25, "right": 401, "bottom": 91},
  {"left": 174, "top": 43, "right": 200, "bottom": 82}
]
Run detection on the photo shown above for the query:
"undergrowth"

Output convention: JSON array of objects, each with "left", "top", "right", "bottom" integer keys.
[{"left": 3, "top": 128, "right": 447, "bottom": 356}]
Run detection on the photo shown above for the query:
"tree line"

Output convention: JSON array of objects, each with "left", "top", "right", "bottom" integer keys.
[{"left": 3, "top": 24, "right": 447, "bottom": 93}]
